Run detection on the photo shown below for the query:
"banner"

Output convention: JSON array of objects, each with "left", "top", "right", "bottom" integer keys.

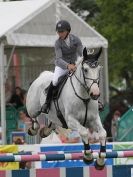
[
  {"left": 113, "top": 143, "right": 133, "bottom": 165},
  {"left": 0, "top": 145, "right": 19, "bottom": 170}
]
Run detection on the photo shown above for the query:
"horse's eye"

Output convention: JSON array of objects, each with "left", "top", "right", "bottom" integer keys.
[{"left": 84, "top": 68, "right": 88, "bottom": 73}]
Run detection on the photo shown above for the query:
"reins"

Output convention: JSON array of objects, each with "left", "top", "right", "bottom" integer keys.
[
  {"left": 68, "top": 61, "right": 100, "bottom": 126},
  {"left": 69, "top": 73, "right": 90, "bottom": 126}
]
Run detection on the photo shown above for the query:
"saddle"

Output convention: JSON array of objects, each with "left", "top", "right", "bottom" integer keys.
[
  {"left": 45, "top": 74, "right": 68, "bottom": 99},
  {"left": 53, "top": 74, "right": 68, "bottom": 99}
]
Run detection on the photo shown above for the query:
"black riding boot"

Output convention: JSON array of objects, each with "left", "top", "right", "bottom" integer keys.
[{"left": 41, "top": 82, "right": 55, "bottom": 114}]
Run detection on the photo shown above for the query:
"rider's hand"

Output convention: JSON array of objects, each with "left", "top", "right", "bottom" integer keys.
[{"left": 67, "top": 64, "right": 77, "bottom": 72}]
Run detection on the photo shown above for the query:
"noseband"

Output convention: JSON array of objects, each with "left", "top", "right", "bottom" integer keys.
[
  {"left": 82, "top": 61, "right": 100, "bottom": 100},
  {"left": 70, "top": 61, "right": 100, "bottom": 101}
]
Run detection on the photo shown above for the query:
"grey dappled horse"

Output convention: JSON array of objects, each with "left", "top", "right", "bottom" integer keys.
[{"left": 26, "top": 47, "right": 107, "bottom": 170}]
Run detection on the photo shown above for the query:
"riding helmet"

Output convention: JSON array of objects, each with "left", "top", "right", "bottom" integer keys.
[{"left": 56, "top": 20, "right": 71, "bottom": 32}]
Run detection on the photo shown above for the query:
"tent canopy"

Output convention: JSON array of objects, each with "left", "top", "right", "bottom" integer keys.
[
  {"left": 0, "top": 0, "right": 108, "bottom": 48},
  {"left": 0, "top": 0, "right": 109, "bottom": 145}
]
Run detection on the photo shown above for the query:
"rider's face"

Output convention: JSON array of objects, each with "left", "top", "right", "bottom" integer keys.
[{"left": 57, "top": 31, "right": 68, "bottom": 40}]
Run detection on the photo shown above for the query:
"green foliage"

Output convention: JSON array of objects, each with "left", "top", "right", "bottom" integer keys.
[
  {"left": 70, "top": 0, "right": 100, "bottom": 21},
  {"left": 68, "top": 0, "right": 133, "bottom": 88},
  {"left": 93, "top": 0, "right": 133, "bottom": 86}
]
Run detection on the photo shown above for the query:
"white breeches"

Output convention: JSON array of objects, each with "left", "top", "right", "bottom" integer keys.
[{"left": 52, "top": 66, "right": 68, "bottom": 86}]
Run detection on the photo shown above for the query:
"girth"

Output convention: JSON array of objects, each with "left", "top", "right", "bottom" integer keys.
[{"left": 53, "top": 74, "right": 68, "bottom": 129}]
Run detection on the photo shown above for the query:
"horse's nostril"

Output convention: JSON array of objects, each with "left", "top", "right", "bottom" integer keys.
[
  {"left": 90, "top": 93, "right": 100, "bottom": 100},
  {"left": 90, "top": 93, "right": 93, "bottom": 97}
]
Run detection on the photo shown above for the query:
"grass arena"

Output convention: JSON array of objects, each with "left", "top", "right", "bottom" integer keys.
[{"left": 0, "top": 142, "right": 133, "bottom": 177}]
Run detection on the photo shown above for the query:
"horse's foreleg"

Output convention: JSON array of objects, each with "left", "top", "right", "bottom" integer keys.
[
  {"left": 67, "top": 116, "right": 93, "bottom": 164},
  {"left": 95, "top": 138, "right": 106, "bottom": 170},
  {"left": 93, "top": 117, "right": 107, "bottom": 170},
  {"left": 82, "top": 140, "right": 94, "bottom": 164}
]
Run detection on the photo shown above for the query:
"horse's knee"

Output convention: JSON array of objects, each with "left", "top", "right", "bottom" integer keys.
[
  {"left": 99, "top": 129, "right": 107, "bottom": 142},
  {"left": 99, "top": 130, "right": 107, "bottom": 145},
  {"left": 78, "top": 128, "right": 88, "bottom": 144},
  {"left": 80, "top": 130, "right": 88, "bottom": 138}
]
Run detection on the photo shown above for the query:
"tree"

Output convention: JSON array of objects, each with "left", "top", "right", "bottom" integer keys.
[
  {"left": 93, "top": 0, "right": 133, "bottom": 88},
  {"left": 67, "top": 0, "right": 133, "bottom": 89},
  {"left": 67, "top": 0, "right": 133, "bottom": 117},
  {"left": 69, "top": 0, "right": 99, "bottom": 22}
]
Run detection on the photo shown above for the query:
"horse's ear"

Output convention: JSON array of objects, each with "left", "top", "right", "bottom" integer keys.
[
  {"left": 83, "top": 47, "right": 87, "bottom": 60},
  {"left": 87, "top": 47, "right": 102, "bottom": 62},
  {"left": 95, "top": 47, "right": 102, "bottom": 61}
]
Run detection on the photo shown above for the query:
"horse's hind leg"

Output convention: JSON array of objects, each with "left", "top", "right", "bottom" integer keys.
[
  {"left": 28, "top": 117, "right": 40, "bottom": 136},
  {"left": 39, "top": 122, "right": 55, "bottom": 138}
]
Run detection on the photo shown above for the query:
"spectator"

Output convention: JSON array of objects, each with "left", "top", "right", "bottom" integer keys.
[
  {"left": 13, "top": 138, "right": 32, "bottom": 169},
  {"left": 17, "top": 109, "right": 31, "bottom": 132},
  {"left": 13, "top": 137, "right": 25, "bottom": 145},
  {"left": 22, "top": 90, "right": 27, "bottom": 106},
  {"left": 9, "top": 87, "right": 24, "bottom": 109},
  {"left": 55, "top": 127, "right": 81, "bottom": 143},
  {"left": 5, "top": 79, "right": 13, "bottom": 105},
  {"left": 111, "top": 110, "right": 121, "bottom": 141}
]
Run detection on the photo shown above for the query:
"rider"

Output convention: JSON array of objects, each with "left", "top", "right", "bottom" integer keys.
[{"left": 41, "top": 20, "right": 83, "bottom": 114}]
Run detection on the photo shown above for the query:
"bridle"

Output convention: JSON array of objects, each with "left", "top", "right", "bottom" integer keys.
[
  {"left": 69, "top": 60, "right": 100, "bottom": 126},
  {"left": 70, "top": 60, "right": 100, "bottom": 100}
]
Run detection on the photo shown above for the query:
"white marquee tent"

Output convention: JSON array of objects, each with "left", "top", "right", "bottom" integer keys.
[{"left": 0, "top": 0, "right": 109, "bottom": 144}]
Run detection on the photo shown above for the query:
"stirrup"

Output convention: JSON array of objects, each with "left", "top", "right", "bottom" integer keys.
[{"left": 41, "top": 103, "right": 50, "bottom": 114}]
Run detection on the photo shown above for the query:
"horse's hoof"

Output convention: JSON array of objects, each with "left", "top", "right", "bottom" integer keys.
[
  {"left": 28, "top": 127, "right": 38, "bottom": 136},
  {"left": 83, "top": 156, "right": 94, "bottom": 164},
  {"left": 94, "top": 159, "right": 105, "bottom": 170},
  {"left": 83, "top": 153, "right": 94, "bottom": 164},
  {"left": 39, "top": 127, "right": 53, "bottom": 138}
]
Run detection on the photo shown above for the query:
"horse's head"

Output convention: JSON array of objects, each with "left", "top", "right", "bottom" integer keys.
[
  {"left": 80, "top": 47, "right": 102, "bottom": 100},
  {"left": 83, "top": 47, "right": 102, "bottom": 67}
]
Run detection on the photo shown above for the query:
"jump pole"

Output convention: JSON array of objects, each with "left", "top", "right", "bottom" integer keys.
[{"left": 0, "top": 150, "right": 133, "bottom": 162}]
